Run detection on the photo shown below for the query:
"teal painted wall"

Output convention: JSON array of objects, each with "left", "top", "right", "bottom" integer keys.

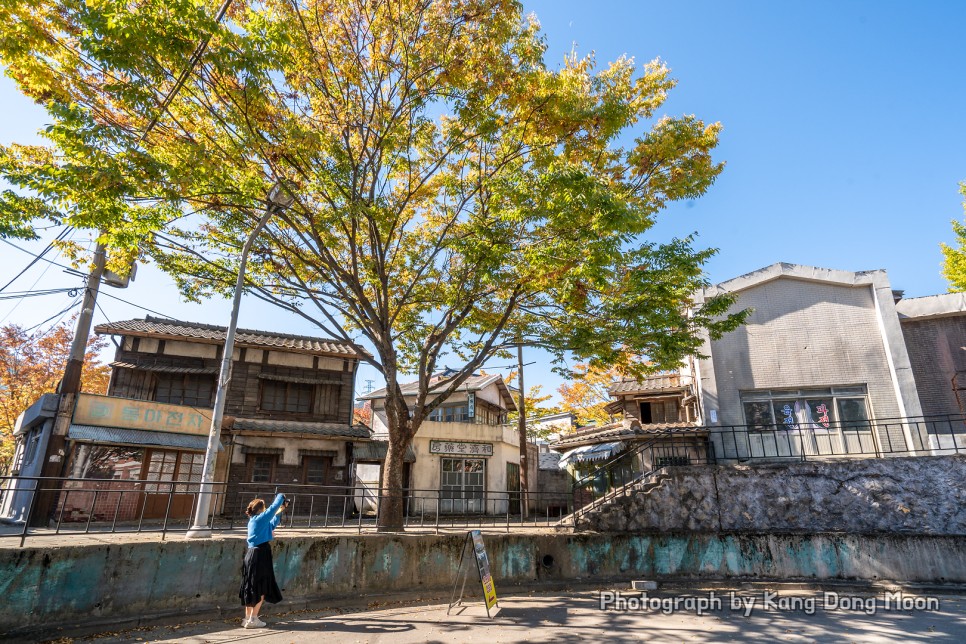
[{"left": 3, "top": 532, "right": 966, "bottom": 638}]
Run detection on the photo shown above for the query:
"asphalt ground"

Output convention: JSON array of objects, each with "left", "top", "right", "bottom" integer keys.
[{"left": 31, "top": 585, "right": 966, "bottom": 644}]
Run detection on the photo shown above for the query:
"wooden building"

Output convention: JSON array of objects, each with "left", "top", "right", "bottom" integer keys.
[{"left": 49, "top": 317, "right": 372, "bottom": 521}]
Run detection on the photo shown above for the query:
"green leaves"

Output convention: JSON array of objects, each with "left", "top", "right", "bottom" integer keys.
[
  {"left": 0, "top": 0, "right": 744, "bottom": 423},
  {"left": 941, "top": 182, "right": 966, "bottom": 292}
]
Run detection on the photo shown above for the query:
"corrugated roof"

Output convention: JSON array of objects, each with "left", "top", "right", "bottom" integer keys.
[
  {"left": 95, "top": 316, "right": 367, "bottom": 359},
  {"left": 609, "top": 374, "right": 688, "bottom": 395},
  {"left": 231, "top": 417, "right": 371, "bottom": 439},
  {"left": 352, "top": 441, "right": 417, "bottom": 463},
  {"left": 359, "top": 372, "right": 517, "bottom": 411},
  {"left": 550, "top": 422, "right": 704, "bottom": 450},
  {"left": 68, "top": 425, "right": 213, "bottom": 451}
]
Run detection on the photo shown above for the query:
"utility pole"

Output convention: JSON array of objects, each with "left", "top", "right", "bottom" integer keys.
[
  {"left": 30, "top": 242, "right": 107, "bottom": 526},
  {"left": 516, "top": 342, "right": 529, "bottom": 519}
]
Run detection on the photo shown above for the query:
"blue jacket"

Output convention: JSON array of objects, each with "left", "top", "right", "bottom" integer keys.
[{"left": 247, "top": 493, "right": 286, "bottom": 548}]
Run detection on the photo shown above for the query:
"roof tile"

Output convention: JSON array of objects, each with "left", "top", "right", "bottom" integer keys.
[{"left": 95, "top": 316, "right": 367, "bottom": 358}]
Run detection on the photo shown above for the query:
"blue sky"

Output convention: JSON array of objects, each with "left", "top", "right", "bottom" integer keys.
[{"left": 2, "top": 0, "right": 965, "bottom": 403}]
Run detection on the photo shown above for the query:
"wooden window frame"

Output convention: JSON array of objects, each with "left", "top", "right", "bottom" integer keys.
[
  {"left": 258, "top": 379, "right": 316, "bottom": 415},
  {"left": 249, "top": 454, "right": 277, "bottom": 483},
  {"left": 301, "top": 456, "right": 329, "bottom": 486}
]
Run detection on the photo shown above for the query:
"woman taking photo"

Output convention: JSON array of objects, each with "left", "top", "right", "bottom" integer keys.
[{"left": 239, "top": 493, "right": 289, "bottom": 629}]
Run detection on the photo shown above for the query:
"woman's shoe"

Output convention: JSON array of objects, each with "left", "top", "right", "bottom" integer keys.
[{"left": 249, "top": 617, "right": 267, "bottom": 628}]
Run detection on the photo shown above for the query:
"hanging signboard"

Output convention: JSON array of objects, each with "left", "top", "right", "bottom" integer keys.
[
  {"left": 447, "top": 529, "right": 499, "bottom": 617},
  {"left": 467, "top": 392, "right": 476, "bottom": 419}
]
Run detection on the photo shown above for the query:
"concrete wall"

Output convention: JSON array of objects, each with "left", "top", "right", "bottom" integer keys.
[
  {"left": 695, "top": 265, "right": 924, "bottom": 456},
  {"left": 577, "top": 455, "right": 966, "bottom": 535},
  {"left": 5, "top": 531, "right": 966, "bottom": 638},
  {"left": 409, "top": 421, "right": 520, "bottom": 514},
  {"left": 898, "top": 312, "right": 966, "bottom": 418}
]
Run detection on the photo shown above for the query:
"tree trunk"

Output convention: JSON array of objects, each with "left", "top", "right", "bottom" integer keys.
[
  {"left": 378, "top": 436, "right": 408, "bottom": 532},
  {"left": 377, "top": 386, "right": 411, "bottom": 532}
]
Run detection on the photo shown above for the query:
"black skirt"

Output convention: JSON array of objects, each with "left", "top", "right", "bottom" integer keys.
[{"left": 239, "top": 541, "right": 283, "bottom": 606}]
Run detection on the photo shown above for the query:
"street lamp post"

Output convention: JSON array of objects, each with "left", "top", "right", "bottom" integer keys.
[{"left": 186, "top": 182, "right": 295, "bottom": 539}]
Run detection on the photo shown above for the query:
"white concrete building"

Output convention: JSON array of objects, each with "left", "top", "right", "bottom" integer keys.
[
  {"left": 359, "top": 371, "right": 525, "bottom": 514},
  {"left": 693, "top": 263, "right": 925, "bottom": 460}
]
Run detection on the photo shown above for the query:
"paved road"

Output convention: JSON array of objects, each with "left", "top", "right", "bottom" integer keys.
[{"left": 47, "top": 587, "right": 966, "bottom": 643}]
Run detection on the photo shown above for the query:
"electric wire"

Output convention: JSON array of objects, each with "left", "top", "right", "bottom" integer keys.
[
  {"left": 23, "top": 296, "right": 84, "bottom": 334},
  {"left": 96, "top": 289, "right": 178, "bottom": 320},
  {"left": 0, "top": 226, "right": 74, "bottom": 293}
]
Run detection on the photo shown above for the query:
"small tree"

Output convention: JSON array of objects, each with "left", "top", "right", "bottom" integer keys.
[
  {"left": 0, "top": 320, "right": 109, "bottom": 473},
  {"left": 942, "top": 183, "right": 966, "bottom": 291},
  {"left": 0, "top": 0, "right": 746, "bottom": 529},
  {"left": 558, "top": 363, "right": 620, "bottom": 427}
]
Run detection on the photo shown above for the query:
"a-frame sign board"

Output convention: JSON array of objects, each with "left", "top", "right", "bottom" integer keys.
[{"left": 447, "top": 530, "right": 499, "bottom": 617}]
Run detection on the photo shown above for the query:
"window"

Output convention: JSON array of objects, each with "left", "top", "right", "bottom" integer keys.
[
  {"left": 154, "top": 373, "right": 215, "bottom": 406},
  {"left": 640, "top": 400, "right": 679, "bottom": 424},
  {"left": 740, "top": 387, "right": 870, "bottom": 431},
  {"left": 260, "top": 380, "right": 314, "bottom": 414},
  {"left": 303, "top": 457, "right": 328, "bottom": 485},
  {"left": 428, "top": 404, "right": 469, "bottom": 423},
  {"left": 656, "top": 455, "right": 690, "bottom": 467},
  {"left": 251, "top": 455, "right": 275, "bottom": 483}
]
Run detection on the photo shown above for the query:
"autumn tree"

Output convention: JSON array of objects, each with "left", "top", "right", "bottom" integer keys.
[
  {"left": 0, "top": 0, "right": 746, "bottom": 529},
  {"left": 0, "top": 320, "right": 109, "bottom": 473},
  {"left": 558, "top": 363, "right": 620, "bottom": 427},
  {"left": 941, "top": 183, "right": 966, "bottom": 291}
]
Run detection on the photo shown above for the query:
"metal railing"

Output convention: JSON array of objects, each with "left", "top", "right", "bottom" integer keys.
[
  {"left": 709, "top": 414, "right": 966, "bottom": 461},
  {"left": 0, "top": 475, "right": 573, "bottom": 547},
  {"left": 568, "top": 428, "right": 715, "bottom": 524},
  {"left": 564, "top": 415, "right": 966, "bottom": 524}
]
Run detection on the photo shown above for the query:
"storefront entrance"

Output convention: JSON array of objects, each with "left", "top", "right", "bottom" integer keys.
[
  {"left": 440, "top": 457, "right": 485, "bottom": 513},
  {"left": 139, "top": 448, "right": 205, "bottom": 519}
]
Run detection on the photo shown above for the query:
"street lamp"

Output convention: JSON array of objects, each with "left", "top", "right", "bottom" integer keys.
[{"left": 186, "top": 181, "right": 296, "bottom": 538}]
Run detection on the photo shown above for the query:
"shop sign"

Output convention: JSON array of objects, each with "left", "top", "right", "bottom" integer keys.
[
  {"left": 74, "top": 393, "right": 212, "bottom": 435},
  {"left": 429, "top": 440, "right": 493, "bottom": 457}
]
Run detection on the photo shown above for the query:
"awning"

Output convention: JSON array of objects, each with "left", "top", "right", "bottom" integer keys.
[
  {"left": 110, "top": 362, "right": 218, "bottom": 375},
  {"left": 258, "top": 374, "right": 343, "bottom": 385},
  {"left": 68, "top": 424, "right": 219, "bottom": 451},
  {"left": 352, "top": 441, "right": 417, "bottom": 463},
  {"left": 558, "top": 441, "right": 625, "bottom": 469}
]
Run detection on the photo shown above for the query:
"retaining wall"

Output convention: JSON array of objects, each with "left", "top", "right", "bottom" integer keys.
[
  {"left": 577, "top": 454, "right": 966, "bottom": 534},
  {"left": 3, "top": 531, "right": 966, "bottom": 637}
]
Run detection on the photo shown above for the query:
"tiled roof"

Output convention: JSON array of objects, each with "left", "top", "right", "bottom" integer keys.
[
  {"left": 538, "top": 452, "right": 562, "bottom": 470},
  {"left": 550, "top": 422, "right": 704, "bottom": 450},
  {"left": 95, "top": 316, "right": 367, "bottom": 359},
  {"left": 609, "top": 374, "right": 688, "bottom": 395},
  {"left": 359, "top": 371, "right": 517, "bottom": 411},
  {"left": 231, "top": 418, "right": 372, "bottom": 439}
]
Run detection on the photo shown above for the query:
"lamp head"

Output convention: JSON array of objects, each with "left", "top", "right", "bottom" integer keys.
[{"left": 266, "top": 181, "right": 296, "bottom": 209}]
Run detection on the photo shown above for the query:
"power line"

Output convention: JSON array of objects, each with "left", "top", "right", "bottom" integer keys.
[
  {"left": 0, "top": 236, "right": 84, "bottom": 277},
  {"left": 0, "top": 226, "right": 74, "bottom": 293},
  {"left": 136, "top": 0, "right": 235, "bottom": 146},
  {"left": 97, "top": 289, "right": 178, "bottom": 319},
  {"left": 0, "top": 288, "right": 78, "bottom": 302},
  {"left": 23, "top": 296, "right": 83, "bottom": 333}
]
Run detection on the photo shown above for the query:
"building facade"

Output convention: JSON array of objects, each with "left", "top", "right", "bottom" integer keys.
[
  {"left": 360, "top": 371, "right": 523, "bottom": 514},
  {"left": 4, "top": 317, "right": 371, "bottom": 525},
  {"left": 694, "top": 263, "right": 926, "bottom": 460}
]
